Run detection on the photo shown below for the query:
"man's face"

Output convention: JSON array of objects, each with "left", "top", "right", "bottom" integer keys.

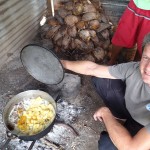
[{"left": 140, "top": 44, "right": 150, "bottom": 85}]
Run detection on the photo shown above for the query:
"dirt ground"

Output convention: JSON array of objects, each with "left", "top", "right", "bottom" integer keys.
[{"left": 0, "top": 54, "right": 106, "bottom": 150}]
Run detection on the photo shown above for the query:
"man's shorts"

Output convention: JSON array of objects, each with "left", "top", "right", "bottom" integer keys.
[{"left": 111, "top": 0, "right": 150, "bottom": 56}]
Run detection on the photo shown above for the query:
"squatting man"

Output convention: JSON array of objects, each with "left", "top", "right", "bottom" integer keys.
[{"left": 61, "top": 33, "right": 150, "bottom": 150}]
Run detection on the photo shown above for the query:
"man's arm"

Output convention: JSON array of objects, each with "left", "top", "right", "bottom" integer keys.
[
  {"left": 61, "top": 60, "right": 116, "bottom": 79},
  {"left": 93, "top": 107, "right": 150, "bottom": 150}
]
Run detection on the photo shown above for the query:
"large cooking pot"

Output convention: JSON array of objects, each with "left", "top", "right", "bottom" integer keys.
[
  {"left": 1, "top": 90, "right": 57, "bottom": 150},
  {"left": 20, "top": 44, "right": 64, "bottom": 85}
]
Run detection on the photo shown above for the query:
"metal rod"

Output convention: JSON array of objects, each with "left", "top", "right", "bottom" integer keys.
[
  {"left": 28, "top": 140, "right": 36, "bottom": 150},
  {"left": 1, "top": 138, "right": 12, "bottom": 150},
  {"left": 51, "top": 0, "right": 55, "bottom": 17}
]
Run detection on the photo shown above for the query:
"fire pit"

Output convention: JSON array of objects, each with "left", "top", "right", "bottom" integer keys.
[
  {"left": 0, "top": 56, "right": 103, "bottom": 150},
  {"left": 2, "top": 54, "right": 83, "bottom": 149},
  {"left": 0, "top": 1, "right": 110, "bottom": 148},
  {"left": 1, "top": 95, "right": 85, "bottom": 150}
]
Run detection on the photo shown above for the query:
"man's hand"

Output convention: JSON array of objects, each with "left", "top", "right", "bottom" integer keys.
[
  {"left": 93, "top": 107, "right": 113, "bottom": 122},
  {"left": 93, "top": 107, "right": 150, "bottom": 150}
]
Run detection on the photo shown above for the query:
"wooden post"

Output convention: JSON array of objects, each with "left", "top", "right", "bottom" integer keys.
[{"left": 47, "top": 0, "right": 52, "bottom": 16}]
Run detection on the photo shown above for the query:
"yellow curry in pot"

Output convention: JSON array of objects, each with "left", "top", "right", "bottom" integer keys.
[{"left": 12, "top": 97, "right": 55, "bottom": 135}]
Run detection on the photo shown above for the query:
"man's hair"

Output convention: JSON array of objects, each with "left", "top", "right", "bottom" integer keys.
[{"left": 142, "top": 33, "right": 150, "bottom": 52}]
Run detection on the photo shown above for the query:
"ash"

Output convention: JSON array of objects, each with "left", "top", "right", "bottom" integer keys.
[
  {"left": 0, "top": 96, "right": 7, "bottom": 147},
  {"left": 0, "top": 114, "right": 6, "bottom": 145},
  {"left": 56, "top": 98, "right": 85, "bottom": 124},
  {"left": 8, "top": 98, "right": 85, "bottom": 149},
  {"left": 5, "top": 122, "right": 79, "bottom": 150},
  {"left": 8, "top": 138, "right": 62, "bottom": 150},
  {"left": 45, "top": 123, "right": 79, "bottom": 148},
  {"left": 0, "top": 98, "right": 85, "bottom": 150}
]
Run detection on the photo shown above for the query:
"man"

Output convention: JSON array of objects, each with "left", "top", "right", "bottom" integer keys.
[
  {"left": 61, "top": 33, "right": 150, "bottom": 149},
  {"left": 108, "top": 0, "right": 150, "bottom": 65}
]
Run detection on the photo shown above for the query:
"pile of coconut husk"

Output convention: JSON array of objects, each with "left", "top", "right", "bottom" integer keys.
[{"left": 40, "top": 0, "right": 113, "bottom": 62}]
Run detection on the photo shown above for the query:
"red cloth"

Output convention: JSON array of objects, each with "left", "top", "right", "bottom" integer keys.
[{"left": 111, "top": 0, "right": 150, "bottom": 56}]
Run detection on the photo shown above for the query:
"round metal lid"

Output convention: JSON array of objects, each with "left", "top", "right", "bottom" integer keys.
[{"left": 20, "top": 44, "right": 64, "bottom": 85}]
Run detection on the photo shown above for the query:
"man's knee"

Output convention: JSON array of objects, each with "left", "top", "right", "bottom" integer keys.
[
  {"left": 91, "top": 77, "right": 109, "bottom": 92},
  {"left": 91, "top": 77, "right": 125, "bottom": 94},
  {"left": 91, "top": 77, "right": 108, "bottom": 87}
]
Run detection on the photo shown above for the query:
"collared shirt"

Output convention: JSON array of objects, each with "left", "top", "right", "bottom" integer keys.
[{"left": 133, "top": 0, "right": 150, "bottom": 10}]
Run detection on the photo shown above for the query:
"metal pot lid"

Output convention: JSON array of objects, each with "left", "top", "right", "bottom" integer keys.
[{"left": 20, "top": 44, "right": 64, "bottom": 85}]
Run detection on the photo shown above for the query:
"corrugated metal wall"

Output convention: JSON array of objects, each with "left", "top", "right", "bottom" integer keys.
[
  {"left": 0, "top": 0, "right": 47, "bottom": 67},
  {"left": 101, "top": 0, "right": 129, "bottom": 25}
]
